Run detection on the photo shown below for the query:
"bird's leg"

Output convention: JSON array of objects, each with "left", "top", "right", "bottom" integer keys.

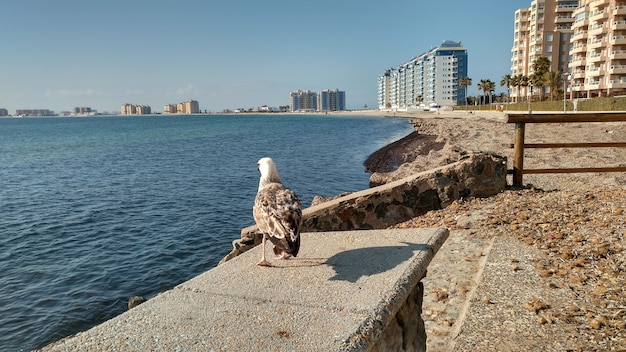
[
  {"left": 275, "top": 251, "right": 292, "bottom": 260},
  {"left": 257, "top": 234, "right": 273, "bottom": 267},
  {"left": 272, "top": 244, "right": 293, "bottom": 260}
]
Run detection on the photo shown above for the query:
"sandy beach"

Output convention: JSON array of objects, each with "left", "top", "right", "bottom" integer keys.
[{"left": 343, "top": 108, "right": 626, "bottom": 190}]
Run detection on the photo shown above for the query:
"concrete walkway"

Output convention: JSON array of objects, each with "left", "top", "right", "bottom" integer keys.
[
  {"left": 38, "top": 228, "right": 448, "bottom": 352},
  {"left": 422, "top": 229, "right": 591, "bottom": 351}
]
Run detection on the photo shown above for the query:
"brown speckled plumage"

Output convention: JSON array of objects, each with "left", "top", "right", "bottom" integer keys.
[{"left": 253, "top": 157, "right": 302, "bottom": 266}]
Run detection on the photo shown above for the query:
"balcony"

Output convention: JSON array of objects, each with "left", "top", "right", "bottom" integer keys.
[
  {"left": 614, "top": 20, "right": 626, "bottom": 30},
  {"left": 572, "top": 31, "right": 588, "bottom": 41},
  {"left": 570, "top": 83, "right": 584, "bottom": 92},
  {"left": 612, "top": 50, "right": 626, "bottom": 59},
  {"left": 608, "top": 64, "right": 626, "bottom": 74},
  {"left": 588, "top": 38, "right": 605, "bottom": 48},
  {"left": 555, "top": 15, "right": 573, "bottom": 23},
  {"left": 587, "top": 53, "right": 605, "bottom": 63},
  {"left": 571, "top": 44, "right": 586, "bottom": 54},
  {"left": 615, "top": 6, "right": 626, "bottom": 15},
  {"left": 515, "top": 15, "right": 529, "bottom": 23},
  {"left": 556, "top": 4, "right": 578, "bottom": 12},
  {"left": 612, "top": 35, "right": 626, "bottom": 45},
  {"left": 572, "top": 17, "right": 589, "bottom": 29},
  {"left": 586, "top": 67, "right": 601, "bottom": 76},
  {"left": 570, "top": 56, "right": 587, "bottom": 66},
  {"left": 587, "top": 80, "right": 601, "bottom": 90},
  {"left": 590, "top": 10, "right": 607, "bottom": 21},
  {"left": 607, "top": 78, "right": 626, "bottom": 88},
  {"left": 590, "top": 24, "right": 605, "bottom": 34}
]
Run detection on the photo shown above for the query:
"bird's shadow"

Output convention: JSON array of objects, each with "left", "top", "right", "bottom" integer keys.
[{"left": 325, "top": 242, "right": 431, "bottom": 283}]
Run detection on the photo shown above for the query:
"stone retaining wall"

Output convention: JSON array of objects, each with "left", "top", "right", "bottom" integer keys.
[
  {"left": 370, "top": 282, "right": 426, "bottom": 352},
  {"left": 220, "top": 152, "right": 506, "bottom": 264}
]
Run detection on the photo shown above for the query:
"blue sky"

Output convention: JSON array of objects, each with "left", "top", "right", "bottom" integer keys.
[{"left": 0, "top": 0, "right": 529, "bottom": 113}]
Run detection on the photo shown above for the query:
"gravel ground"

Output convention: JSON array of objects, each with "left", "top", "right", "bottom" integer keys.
[
  {"left": 385, "top": 112, "right": 625, "bottom": 350},
  {"left": 396, "top": 187, "right": 625, "bottom": 351}
]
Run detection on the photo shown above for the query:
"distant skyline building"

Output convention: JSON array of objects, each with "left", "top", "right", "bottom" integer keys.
[
  {"left": 318, "top": 89, "right": 346, "bottom": 111},
  {"left": 290, "top": 90, "right": 318, "bottom": 111},
  {"left": 15, "top": 109, "right": 54, "bottom": 117},
  {"left": 377, "top": 40, "right": 468, "bottom": 110},
  {"left": 163, "top": 100, "right": 200, "bottom": 114},
  {"left": 185, "top": 100, "right": 200, "bottom": 114},
  {"left": 74, "top": 107, "right": 92, "bottom": 114},
  {"left": 0, "top": 108, "right": 8, "bottom": 116},
  {"left": 290, "top": 89, "right": 346, "bottom": 112},
  {"left": 121, "top": 104, "right": 151, "bottom": 115}
]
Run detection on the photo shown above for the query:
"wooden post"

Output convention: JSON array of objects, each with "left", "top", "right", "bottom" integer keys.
[{"left": 513, "top": 122, "right": 525, "bottom": 187}]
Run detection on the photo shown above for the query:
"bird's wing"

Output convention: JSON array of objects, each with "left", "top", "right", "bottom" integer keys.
[{"left": 253, "top": 183, "right": 302, "bottom": 255}]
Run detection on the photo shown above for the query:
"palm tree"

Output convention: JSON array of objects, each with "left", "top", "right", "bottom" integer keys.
[
  {"left": 532, "top": 57, "right": 551, "bottom": 74},
  {"left": 515, "top": 74, "right": 528, "bottom": 102},
  {"left": 544, "top": 71, "right": 561, "bottom": 101},
  {"left": 510, "top": 75, "right": 521, "bottom": 103},
  {"left": 531, "top": 57, "right": 551, "bottom": 101},
  {"left": 530, "top": 72, "right": 547, "bottom": 101},
  {"left": 485, "top": 80, "right": 496, "bottom": 110},
  {"left": 487, "top": 79, "right": 496, "bottom": 109},
  {"left": 477, "top": 79, "right": 488, "bottom": 107},
  {"left": 519, "top": 75, "right": 531, "bottom": 111},
  {"left": 459, "top": 77, "right": 472, "bottom": 110},
  {"left": 477, "top": 79, "right": 496, "bottom": 109},
  {"left": 500, "top": 74, "right": 512, "bottom": 110}
]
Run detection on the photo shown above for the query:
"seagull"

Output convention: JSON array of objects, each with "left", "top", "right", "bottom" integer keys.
[{"left": 253, "top": 157, "right": 302, "bottom": 267}]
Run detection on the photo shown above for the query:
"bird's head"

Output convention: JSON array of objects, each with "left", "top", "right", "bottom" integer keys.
[{"left": 257, "top": 157, "right": 282, "bottom": 187}]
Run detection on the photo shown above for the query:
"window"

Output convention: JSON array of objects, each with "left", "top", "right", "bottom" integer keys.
[
  {"left": 546, "top": 33, "right": 553, "bottom": 42},
  {"left": 545, "top": 44, "right": 553, "bottom": 53}
]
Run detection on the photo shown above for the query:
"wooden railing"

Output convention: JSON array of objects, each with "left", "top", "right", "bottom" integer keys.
[{"left": 506, "top": 112, "right": 626, "bottom": 187}]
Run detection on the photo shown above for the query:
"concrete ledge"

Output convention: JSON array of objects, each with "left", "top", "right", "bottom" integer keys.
[
  {"left": 39, "top": 228, "right": 449, "bottom": 352},
  {"left": 221, "top": 152, "right": 504, "bottom": 264}
]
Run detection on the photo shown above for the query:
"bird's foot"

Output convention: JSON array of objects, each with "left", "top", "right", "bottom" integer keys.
[{"left": 257, "top": 259, "right": 273, "bottom": 267}]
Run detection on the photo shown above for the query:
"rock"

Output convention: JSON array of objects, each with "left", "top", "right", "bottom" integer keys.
[
  {"left": 310, "top": 192, "right": 353, "bottom": 207},
  {"left": 128, "top": 296, "right": 146, "bottom": 310},
  {"left": 363, "top": 131, "right": 444, "bottom": 173}
]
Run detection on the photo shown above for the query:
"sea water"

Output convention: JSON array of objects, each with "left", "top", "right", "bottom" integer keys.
[{"left": 0, "top": 114, "right": 412, "bottom": 351}]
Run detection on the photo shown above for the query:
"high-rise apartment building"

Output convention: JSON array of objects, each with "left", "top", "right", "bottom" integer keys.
[
  {"left": 377, "top": 41, "right": 468, "bottom": 110},
  {"left": 569, "top": 0, "right": 626, "bottom": 98},
  {"left": 318, "top": 89, "right": 346, "bottom": 111},
  {"left": 121, "top": 104, "right": 151, "bottom": 115},
  {"left": 290, "top": 90, "right": 318, "bottom": 111},
  {"left": 121, "top": 104, "right": 135, "bottom": 115},
  {"left": 511, "top": 0, "right": 577, "bottom": 101},
  {"left": 74, "top": 107, "right": 92, "bottom": 114},
  {"left": 290, "top": 89, "right": 347, "bottom": 112},
  {"left": 164, "top": 100, "right": 199, "bottom": 114}
]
